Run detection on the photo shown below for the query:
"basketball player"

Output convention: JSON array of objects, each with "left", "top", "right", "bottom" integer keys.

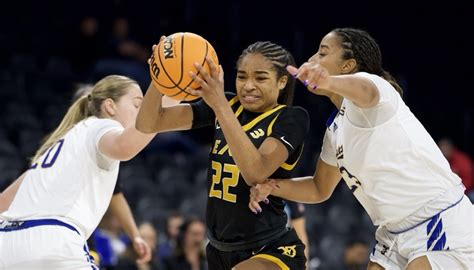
[
  {"left": 249, "top": 28, "right": 474, "bottom": 270},
  {"left": 0, "top": 75, "right": 158, "bottom": 269},
  {"left": 74, "top": 84, "right": 152, "bottom": 265},
  {"left": 137, "top": 41, "right": 309, "bottom": 269}
]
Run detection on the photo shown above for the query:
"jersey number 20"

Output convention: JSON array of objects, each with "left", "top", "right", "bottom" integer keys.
[
  {"left": 209, "top": 161, "right": 239, "bottom": 203},
  {"left": 31, "top": 139, "right": 65, "bottom": 169}
]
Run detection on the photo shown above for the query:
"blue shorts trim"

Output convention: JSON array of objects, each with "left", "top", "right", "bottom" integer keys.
[
  {"left": 0, "top": 218, "right": 80, "bottom": 235},
  {"left": 388, "top": 196, "right": 464, "bottom": 234}
]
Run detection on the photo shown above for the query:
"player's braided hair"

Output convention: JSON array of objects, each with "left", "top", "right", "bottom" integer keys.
[
  {"left": 237, "top": 41, "right": 296, "bottom": 105},
  {"left": 333, "top": 28, "right": 403, "bottom": 97}
]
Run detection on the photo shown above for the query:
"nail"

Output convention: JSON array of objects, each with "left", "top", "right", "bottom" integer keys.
[
  {"left": 257, "top": 208, "right": 262, "bottom": 213},
  {"left": 292, "top": 72, "right": 298, "bottom": 78},
  {"left": 303, "top": 79, "right": 309, "bottom": 86},
  {"left": 311, "top": 84, "right": 318, "bottom": 90},
  {"left": 263, "top": 198, "right": 269, "bottom": 204}
]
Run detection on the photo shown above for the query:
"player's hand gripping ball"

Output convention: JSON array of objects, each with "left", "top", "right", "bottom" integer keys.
[{"left": 149, "top": 32, "right": 219, "bottom": 101}]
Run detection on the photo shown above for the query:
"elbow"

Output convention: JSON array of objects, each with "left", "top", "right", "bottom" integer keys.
[
  {"left": 364, "top": 89, "right": 379, "bottom": 107},
  {"left": 114, "top": 142, "right": 140, "bottom": 161},
  {"left": 313, "top": 192, "right": 331, "bottom": 203},
  {"left": 356, "top": 82, "right": 380, "bottom": 108},
  {"left": 135, "top": 120, "right": 156, "bottom": 134},
  {"left": 242, "top": 172, "right": 267, "bottom": 186}
]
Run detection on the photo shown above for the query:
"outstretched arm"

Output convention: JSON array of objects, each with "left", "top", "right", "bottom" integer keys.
[
  {"left": 249, "top": 158, "right": 341, "bottom": 211},
  {"left": 287, "top": 65, "right": 379, "bottom": 108},
  {"left": 135, "top": 82, "right": 194, "bottom": 133}
]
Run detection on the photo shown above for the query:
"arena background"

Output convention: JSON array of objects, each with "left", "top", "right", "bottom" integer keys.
[{"left": 0, "top": 1, "right": 472, "bottom": 269}]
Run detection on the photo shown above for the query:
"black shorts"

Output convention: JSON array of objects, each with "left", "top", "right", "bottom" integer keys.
[{"left": 206, "top": 228, "right": 306, "bottom": 270}]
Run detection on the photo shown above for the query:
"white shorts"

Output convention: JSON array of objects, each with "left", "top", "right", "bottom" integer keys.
[
  {"left": 370, "top": 196, "right": 474, "bottom": 270},
  {"left": 0, "top": 219, "right": 98, "bottom": 270}
]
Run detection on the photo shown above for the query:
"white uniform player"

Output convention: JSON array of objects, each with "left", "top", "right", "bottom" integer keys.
[
  {"left": 320, "top": 72, "right": 473, "bottom": 269},
  {"left": 0, "top": 75, "right": 156, "bottom": 269},
  {"left": 248, "top": 28, "right": 474, "bottom": 270},
  {"left": 0, "top": 118, "right": 121, "bottom": 269}
]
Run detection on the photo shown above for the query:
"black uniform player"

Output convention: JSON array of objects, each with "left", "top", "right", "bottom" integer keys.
[{"left": 137, "top": 40, "right": 310, "bottom": 270}]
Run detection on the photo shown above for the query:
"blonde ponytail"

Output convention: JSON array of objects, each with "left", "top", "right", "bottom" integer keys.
[
  {"left": 32, "top": 95, "right": 90, "bottom": 163},
  {"left": 31, "top": 75, "right": 138, "bottom": 164}
]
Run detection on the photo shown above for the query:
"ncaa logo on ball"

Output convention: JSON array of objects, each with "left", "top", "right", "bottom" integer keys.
[{"left": 163, "top": 36, "right": 174, "bottom": 59}]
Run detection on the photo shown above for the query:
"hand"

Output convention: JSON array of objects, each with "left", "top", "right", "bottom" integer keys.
[
  {"left": 187, "top": 57, "right": 226, "bottom": 110},
  {"left": 133, "top": 236, "right": 152, "bottom": 264},
  {"left": 248, "top": 180, "right": 280, "bottom": 214},
  {"left": 287, "top": 64, "right": 331, "bottom": 95}
]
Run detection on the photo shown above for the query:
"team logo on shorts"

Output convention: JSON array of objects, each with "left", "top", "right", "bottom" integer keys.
[{"left": 278, "top": 245, "right": 296, "bottom": 258}]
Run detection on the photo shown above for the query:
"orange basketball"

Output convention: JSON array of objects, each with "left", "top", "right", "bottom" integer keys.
[{"left": 149, "top": 32, "right": 219, "bottom": 101}]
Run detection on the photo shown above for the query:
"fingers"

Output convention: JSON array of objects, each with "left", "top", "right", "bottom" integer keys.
[
  {"left": 286, "top": 65, "right": 299, "bottom": 77},
  {"left": 185, "top": 87, "right": 202, "bottom": 96},
  {"left": 287, "top": 63, "right": 320, "bottom": 91},
  {"left": 205, "top": 56, "right": 219, "bottom": 78},
  {"left": 193, "top": 62, "right": 212, "bottom": 82},
  {"left": 188, "top": 70, "right": 208, "bottom": 88},
  {"left": 248, "top": 200, "right": 262, "bottom": 214},
  {"left": 218, "top": 65, "right": 224, "bottom": 81}
]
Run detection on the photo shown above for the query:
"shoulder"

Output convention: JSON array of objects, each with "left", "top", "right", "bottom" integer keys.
[
  {"left": 354, "top": 72, "right": 395, "bottom": 92},
  {"left": 279, "top": 106, "right": 309, "bottom": 120},
  {"left": 84, "top": 117, "right": 122, "bottom": 128}
]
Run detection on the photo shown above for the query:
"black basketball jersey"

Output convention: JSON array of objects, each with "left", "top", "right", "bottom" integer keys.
[{"left": 191, "top": 93, "right": 309, "bottom": 251}]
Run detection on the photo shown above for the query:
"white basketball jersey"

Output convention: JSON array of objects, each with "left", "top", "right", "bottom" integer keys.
[
  {"left": 1, "top": 117, "right": 123, "bottom": 238},
  {"left": 320, "top": 72, "right": 463, "bottom": 226}
]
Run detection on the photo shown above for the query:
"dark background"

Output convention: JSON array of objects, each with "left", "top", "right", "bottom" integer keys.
[
  {"left": 1, "top": 0, "right": 472, "bottom": 155},
  {"left": 0, "top": 1, "right": 472, "bottom": 269}
]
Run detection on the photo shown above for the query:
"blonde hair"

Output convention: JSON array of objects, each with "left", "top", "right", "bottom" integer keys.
[{"left": 32, "top": 75, "right": 139, "bottom": 163}]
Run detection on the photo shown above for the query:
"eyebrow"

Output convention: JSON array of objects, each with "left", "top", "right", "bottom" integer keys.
[
  {"left": 237, "top": 70, "right": 270, "bottom": 75},
  {"left": 320, "top": 44, "right": 330, "bottom": 50}
]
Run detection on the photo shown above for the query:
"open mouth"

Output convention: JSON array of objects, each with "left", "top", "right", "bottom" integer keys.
[{"left": 241, "top": 95, "right": 260, "bottom": 103}]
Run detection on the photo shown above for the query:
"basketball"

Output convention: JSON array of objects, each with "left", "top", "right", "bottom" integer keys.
[{"left": 149, "top": 32, "right": 219, "bottom": 101}]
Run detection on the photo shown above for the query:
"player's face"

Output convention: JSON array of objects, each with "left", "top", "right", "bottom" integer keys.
[
  {"left": 112, "top": 85, "right": 143, "bottom": 127},
  {"left": 236, "top": 53, "right": 286, "bottom": 112},
  {"left": 308, "top": 32, "right": 348, "bottom": 75}
]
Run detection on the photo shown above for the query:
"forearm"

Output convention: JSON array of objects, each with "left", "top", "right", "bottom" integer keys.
[
  {"left": 109, "top": 193, "right": 140, "bottom": 239},
  {"left": 136, "top": 83, "right": 164, "bottom": 133},
  {"left": 271, "top": 177, "right": 328, "bottom": 203},
  {"left": 113, "top": 125, "right": 156, "bottom": 161},
  {"left": 213, "top": 105, "right": 270, "bottom": 185},
  {"left": 326, "top": 75, "right": 379, "bottom": 108}
]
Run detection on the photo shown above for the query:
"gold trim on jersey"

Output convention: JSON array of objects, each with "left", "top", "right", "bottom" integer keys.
[
  {"left": 235, "top": 105, "right": 244, "bottom": 118},
  {"left": 251, "top": 254, "right": 290, "bottom": 270},
  {"left": 228, "top": 96, "right": 240, "bottom": 107},
  {"left": 267, "top": 112, "right": 282, "bottom": 136},
  {"left": 215, "top": 96, "right": 241, "bottom": 126},
  {"left": 280, "top": 144, "right": 303, "bottom": 171},
  {"left": 242, "top": 105, "right": 286, "bottom": 132}
]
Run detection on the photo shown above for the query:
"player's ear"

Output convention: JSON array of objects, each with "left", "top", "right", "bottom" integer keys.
[
  {"left": 102, "top": 98, "right": 116, "bottom": 117},
  {"left": 341, "top": 59, "right": 357, "bottom": 74},
  {"left": 278, "top": 75, "right": 288, "bottom": 91}
]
